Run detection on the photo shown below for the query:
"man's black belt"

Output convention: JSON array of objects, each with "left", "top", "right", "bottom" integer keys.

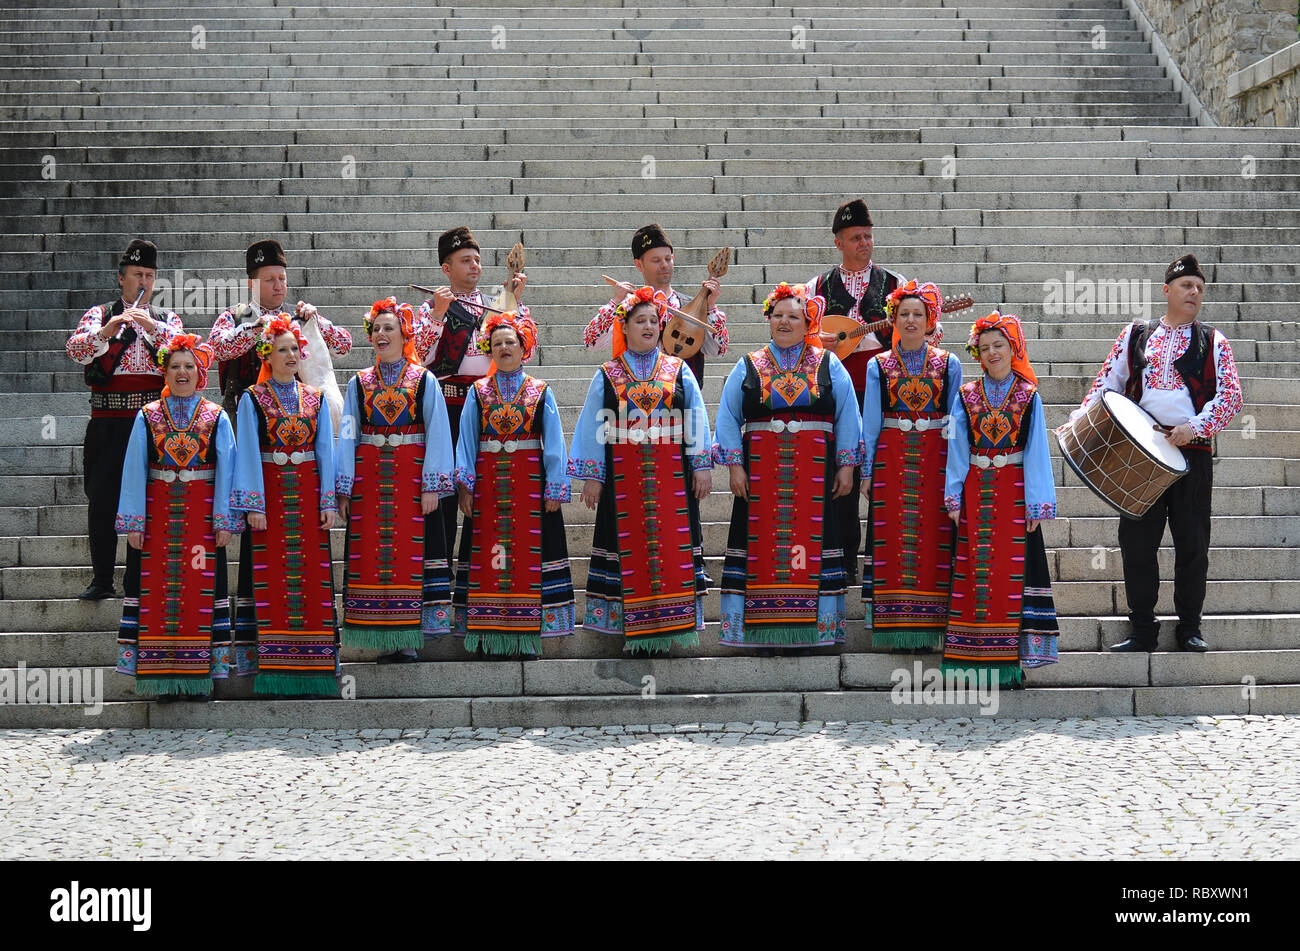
[{"left": 89, "top": 389, "right": 161, "bottom": 412}]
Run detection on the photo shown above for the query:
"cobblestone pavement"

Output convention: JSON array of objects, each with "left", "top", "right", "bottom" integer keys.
[{"left": 2, "top": 716, "right": 1297, "bottom": 859}]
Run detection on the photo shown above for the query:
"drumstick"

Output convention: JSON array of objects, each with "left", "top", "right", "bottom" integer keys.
[
  {"left": 601, "top": 275, "right": 712, "bottom": 331},
  {"left": 408, "top": 284, "right": 509, "bottom": 316}
]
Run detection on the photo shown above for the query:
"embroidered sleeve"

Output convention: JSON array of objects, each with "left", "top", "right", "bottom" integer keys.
[
  {"left": 421, "top": 471, "right": 455, "bottom": 494},
  {"left": 207, "top": 310, "right": 260, "bottom": 361},
  {"left": 213, "top": 514, "right": 247, "bottom": 534},
  {"left": 584, "top": 298, "right": 620, "bottom": 349},
  {"left": 453, "top": 464, "right": 476, "bottom": 493},
  {"left": 319, "top": 488, "right": 337, "bottom": 512},
  {"left": 144, "top": 310, "right": 183, "bottom": 348},
  {"left": 66, "top": 305, "right": 109, "bottom": 364},
  {"left": 336, "top": 474, "right": 354, "bottom": 498},
  {"left": 1189, "top": 331, "right": 1244, "bottom": 438},
  {"left": 712, "top": 444, "right": 744, "bottom": 466},
  {"left": 567, "top": 458, "right": 605, "bottom": 482},
  {"left": 943, "top": 494, "right": 962, "bottom": 514},
  {"left": 413, "top": 302, "right": 443, "bottom": 364},
  {"left": 314, "top": 314, "right": 352, "bottom": 354},
  {"left": 229, "top": 489, "right": 266, "bottom": 514},
  {"left": 836, "top": 448, "right": 859, "bottom": 468},
  {"left": 1070, "top": 325, "right": 1130, "bottom": 425},
  {"left": 690, "top": 452, "right": 713, "bottom": 472},
  {"left": 544, "top": 480, "right": 572, "bottom": 503},
  {"left": 707, "top": 305, "right": 728, "bottom": 355},
  {"left": 114, "top": 514, "right": 145, "bottom": 533},
  {"left": 1026, "top": 502, "right": 1056, "bottom": 520}
]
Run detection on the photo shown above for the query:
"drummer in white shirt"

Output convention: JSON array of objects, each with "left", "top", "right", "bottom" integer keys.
[{"left": 1061, "top": 253, "right": 1243, "bottom": 653}]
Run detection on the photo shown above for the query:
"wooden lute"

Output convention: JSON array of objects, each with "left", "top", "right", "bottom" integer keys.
[
  {"left": 491, "top": 242, "right": 526, "bottom": 317},
  {"left": 662, "top": 247, "right": 730, "bottom": 360},
  {"left": 821, "top": 295, "right": 974, "bottom": 359}
]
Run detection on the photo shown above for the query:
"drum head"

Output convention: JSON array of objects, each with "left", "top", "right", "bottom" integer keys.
[{"left": 1102, "top": 390, "right": 1188, "bottom": 473}]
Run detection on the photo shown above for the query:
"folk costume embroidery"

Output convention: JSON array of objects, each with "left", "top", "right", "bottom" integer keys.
[
  {"left": 335, "top": 359, "right": 456, "bottom": 651},
  {"left": 713, "top": 342, "right": 862, "bottom": 647},
  {"left": 860, "top": 345, "right": 962, "bottom": 649},
  {"left": 568, "top": 349, "right": 712, "bottom": 654},
  {"left": 114, "top": 396, "right": 241, "bottom": 696},
  {"left": 230, "top": 380, "right": 340, "bottom": 695},
  {"left": 451, "top": 370, "right": 575, "bottom": 655}
]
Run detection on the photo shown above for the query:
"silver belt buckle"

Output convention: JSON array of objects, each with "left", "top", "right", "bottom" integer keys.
[
  {"left": 915, "top": 418, "right": 930, "bottom": 432},
  {"left": 503, "top": 440, "right": 518, "bottom": 454},
  {"left": 272, "top": 451, "right": 289, "bottom": 465},
  {"left": 290, "top": 451, "right": 306, "bottom": 465},
  {"left": 160, "top": 469, "right": 177, "bottom": 483},
  {"left": 386, "top": 434, "right": 402, "bottom": 448},
  {"left": 178, "top": 469, "right": 195, "bottom": 483},
  {"left": 769, "top": 419, "right": 786, "bottom": 433},
  {"left": 993, "top": 454, "right": 1008, "bottom": 468},
  {"left": 629, "top": 427, "right": 646, "bottom": 444},
  {"left": 973, "top": 456, "right": 989, "bottom": 470},
  {"left": 484, "top": 439, "right": 503, "bottom": 453},
  {"left": 787, "top": 419, "right": 801, "bottom": 433},
  {"left": 897, "top": 418, "right": 914, "bottom": 432},
  {"left": 647, "top": 426, "right": 661, "bottom": 440}
]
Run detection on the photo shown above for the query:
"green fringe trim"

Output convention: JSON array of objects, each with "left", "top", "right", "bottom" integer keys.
[
  {"left": 465, "top": 632, "right": 543, "bottom": 656},
  {"left": 737, "top": 623, "right": 821, "bottom": 646},
  {"left": 939, "top": 660, "right": 1025, "bottom": 688},
  {"left": 340, "top": 624, "right": 423, "bottom": 652},
  {"left": 626, "top": 630, "right": 699, "bottom": 656},
  {"left": 254, "top": 672, "right": 340, "bottom": 697},
  {"left": 872, "top": 629, "right": 944, "bottom": 650},
  {"left": 134, "top": 676, "right": 211, "bottom": 697}
]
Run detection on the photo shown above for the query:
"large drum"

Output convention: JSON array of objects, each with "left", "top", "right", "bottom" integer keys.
[{"left": 1057, "top": 390, "right": 1187, "bottom": 519}]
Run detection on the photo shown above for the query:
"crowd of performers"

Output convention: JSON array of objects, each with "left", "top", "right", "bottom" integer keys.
[{"left": 65, "top": 198, "right": 1243, "bottom": 702}]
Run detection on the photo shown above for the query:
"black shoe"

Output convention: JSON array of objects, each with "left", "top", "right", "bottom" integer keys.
[
  {"left": 520, "top": 653, "right": 539, "bottom": 662},
  {"left": 78, "top": 582, "right": 117, "bottom": 600},
  {"left": 376, "top": 651, "right": 418, "bottom": 665},
  {"left": 1179, "top": 636, "right": 1210, "bottom": 652},
  {"left": 755, "top": 647, "right": 777, "bottom": 658},
  {"left": 154, "top": 694, "right": 179, "bottom": 704},
  {"left": 1108, "top": 638, "right": 1154, "bottom": 653},
  {"left": 182, "top": 693, "right": 212, "bottom": 702},
  {"left": 784, "top": 647, "right": 813, "bottom": 657}
]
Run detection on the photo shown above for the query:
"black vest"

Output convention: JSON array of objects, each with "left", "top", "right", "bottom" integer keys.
[
  {"left": 1124, "top": 319, "right": 1218, "bottom": 415},
  {"left": 83, "top": 299, "right": 165, "bottom": 387},
  {"left": 817, "top": 265, "right": 902, "bottom": 321},
  {"left": 426, "top": 298, "right": 481, "bottom": 378}
]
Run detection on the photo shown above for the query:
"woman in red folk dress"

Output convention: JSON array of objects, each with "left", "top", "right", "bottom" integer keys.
[
  {"left": 859, "top": 280, "right": 962, "bottom": 652},
  {"left": 115, "top": 335, "right": 243, "bottom": 701},
  {"left": 230, "top": 316, "right": 341, "bottom": 696},
  {"left": 451, "top": 310, "right": 575, "bottom": 658},
  {"left": 944, "top": 311, "right": 1059, "bottom": 688}
]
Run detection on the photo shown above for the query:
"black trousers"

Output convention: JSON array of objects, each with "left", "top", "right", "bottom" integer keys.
[
  {"left": 441, "top": 403, "right": 465, "bottom": 560},
  {"left": 83, "top": 415, "right": 136, "bottom": 587},
  {"left": 1117, "top": 448, "right": 1213, "bottom": 645}
]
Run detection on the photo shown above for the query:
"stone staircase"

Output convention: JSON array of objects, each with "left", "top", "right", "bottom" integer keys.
[{"left": 1, "top": 0, "right": 1298, "bottom": 727}]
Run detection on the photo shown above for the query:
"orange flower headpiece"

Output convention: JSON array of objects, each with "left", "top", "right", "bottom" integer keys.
[
  {"left": 155, "top": 333, "right": 215, "bottom": 397},
  {"left": 967, "top": 310, "right": 1037, "bottom": 385},
  {"left": 364, "top": 297, "right": 418, "bottom": 364},
  {"left": 885, "top": 279, "right": 944, "bottom": 350},
  {"left": 480, "top": 310, "right": 539, "bottom": 375},
  {"left": 762, "top": 282, "right": 827, "bottom": 348},
  {"left": 611, "top": 286, "right": 669, "bottom": 359},
  {"left": 254, "top": 314, "right": 309, "bottom": 384}
]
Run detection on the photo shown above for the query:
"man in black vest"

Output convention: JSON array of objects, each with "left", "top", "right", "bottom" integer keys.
[
  {"left": 417, "top": 225, "right": 527, "bottom": 556},
  {"left": 64, "top": 239, "right": 183, "bottom": 599},
  {"left": 1062, "top": 253, "right": 1243, "bottom": 652},
  {"left": 804, "top": 199, "right": 907, "bottom": 586}
]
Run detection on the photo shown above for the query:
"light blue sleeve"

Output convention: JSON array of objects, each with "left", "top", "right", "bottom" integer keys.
[
  {"left": 314, "top": 397, "right": 336, "bottom": 512},
  {"left": 566, "top": 370, "right": 608, "bottom": 483},
  {"left": 944, "top": 394, "right": 971, "bottom": 513},
  {"left": 113, "top": 411, "right": 149, "bottom": 533},
  {"left": 453, "top": 385, "right": 481, "bottom": 492},
  {"left": 860, "top": 357, "right": 883, "bottom": 477},
  {"left": 680, "top": 360, "right": 713, "bottom": 471},
  {"left": 1023, "top": 393, "right": 1057, "bottom": 520},
  {"left": 828, "top": 352, "right": 862, "bottom": 469},
  {"left": 212, "top": 410, "right": 243, "bottom": 533},
  {"left": 421, "top": 370, "right": 456, "bottom": 496},
  {"left": 229, "top": 394, "right": 265, "bottom": 515},
  {"left": 944, "top": 352, "right": 964, "bottom": 415},
  {"left": 540, "top": 386, "right": 571, "bottom": 502},
  {"left": 710, "top": 358, "right": 746, "bottom": 467},
  {"left": 335, "top": 375, "right": 360, "bottom": 498}
]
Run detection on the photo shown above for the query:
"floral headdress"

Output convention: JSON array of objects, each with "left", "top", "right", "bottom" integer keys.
[
  {"left": 364, "top": 297, "right": 418, "bottom": 364},
  {"left": 611, "top": 286, "right": 669, "bottom": 359},
  {"left": 478, "top": 310, "right": 539, "bottom": 375},
  {"left": 254, "top": 314, "right": 308, "bottom": 385},
  {"left": 762, "top": 282, "right": 827, "bottom": 348},
  {"left": 155, "top": 333, "right": 215, "bottom": 397},
  {"left": 967, "top": 310, "right": 1037, "bottom": 385}
]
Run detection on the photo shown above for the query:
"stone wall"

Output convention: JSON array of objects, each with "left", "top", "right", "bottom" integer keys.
[{"left": 1130, "top": 0, "right": 1299, "bottom": 125}]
